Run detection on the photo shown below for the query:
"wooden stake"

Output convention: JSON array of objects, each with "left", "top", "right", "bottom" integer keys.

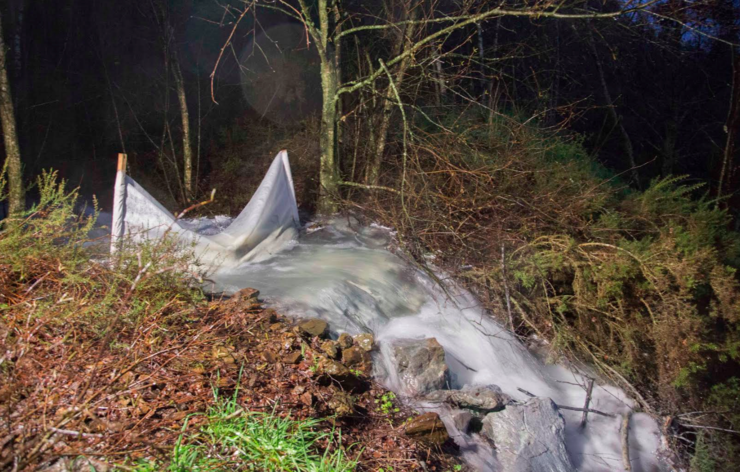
[
  {"left": 110, "top": 153, "right": 128, "bottom": 255},
  {"left": 621, "top": 412, "right": 632, "bottom": 471},
  {"left": 580, "top": 378, "right": 595, "bottom": 428}
]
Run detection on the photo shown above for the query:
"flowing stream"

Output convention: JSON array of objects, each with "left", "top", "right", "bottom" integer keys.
[{"left": 201, "top": 216, "right": 669, "bottom": 472}]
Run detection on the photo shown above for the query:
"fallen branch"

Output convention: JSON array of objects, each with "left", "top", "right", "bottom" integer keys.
[
  {"left": 622, "top": 412, "right": 632, "bottom": 471},
  {"left": 678, "top": 422, "right": 740, "bottom": 435},
  {"left": 580, "top": 378, "right": 595, "bottom": 428},
  {"left": 516, "top": 387, "right": 615, "bottom": 418},
  {"left": 338, "top": 180, "right": 401, "bottom": 194}
]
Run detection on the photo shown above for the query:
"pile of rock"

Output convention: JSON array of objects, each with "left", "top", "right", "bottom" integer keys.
[
  {"left": 294, "top": 318, "right": 377, "bottom": 412},
  {"left": 386, "top": 337, "right": 574, "bottom": 471}
]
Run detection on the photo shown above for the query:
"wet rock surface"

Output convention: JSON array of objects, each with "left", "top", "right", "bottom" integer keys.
[
  {"left": 426, "top": 384, "right": 511, "bottom": 413},
  {"left": 337, "top": 332, "right": 354, "bottom": 349},
  {"left": 353, "top": 333, "right": 375, "bottom": 351},
  {"left": 298, "top": 318, "right": 328, "bottom": 338},
  {"left": 389, "top": 337, "right": 448, "bottom": 396},
  {"left": 321, "top": 340, "right": 340, "bottom": 359},
  {"left": 482, "top": 397, "right": 573, "bottom": 472}
]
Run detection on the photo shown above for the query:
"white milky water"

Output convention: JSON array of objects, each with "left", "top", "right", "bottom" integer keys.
[{"left": 206, "top": 216, "right": 668, "bottom": 472}]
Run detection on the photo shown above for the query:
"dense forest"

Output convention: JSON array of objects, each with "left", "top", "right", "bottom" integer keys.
[{"left": 2, "top": 0, "right": 740, "bottom": 470}]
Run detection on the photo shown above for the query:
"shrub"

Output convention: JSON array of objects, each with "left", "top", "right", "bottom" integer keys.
[{"left": 357, "top": 109, "right": 740, "bottom": 469}]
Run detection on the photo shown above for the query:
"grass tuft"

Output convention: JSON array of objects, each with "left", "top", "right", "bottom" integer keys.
[{"left": 134, "top": 390, "right": 359, "bottom": 472}]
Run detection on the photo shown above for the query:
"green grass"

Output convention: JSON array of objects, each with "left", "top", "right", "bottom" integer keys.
[{"left": 133, "top": 391, "right": 359, "bottom": 472}]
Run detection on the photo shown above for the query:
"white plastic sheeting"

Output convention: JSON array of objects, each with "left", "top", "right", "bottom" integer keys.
[{"left": 111, "top": 150, "right": 300, "bottom": 267}]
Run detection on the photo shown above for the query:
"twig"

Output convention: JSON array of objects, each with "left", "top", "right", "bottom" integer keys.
[
  {"left": 500, "top": 244, "right": 514, "bottom": 331},
  {"left": 210, "top": 3, "right": 252, "bottom": 104},
  {"left": 49, "top": 427, "right": 103, "bottom": 439},
  {"left": 621, "top": 412, "right": 632, "bottom": 471},
  {"left": 516, "top": 387, "right": 615, "bottom": 418},
  {"left": 580, "top": 378, "right": 595, "bottom": 428},
  {"left": 678, "top": 423, "right": 740, "bottom": 435}
]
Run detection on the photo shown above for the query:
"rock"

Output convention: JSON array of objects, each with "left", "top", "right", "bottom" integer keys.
[
  {"left": 321, "top": 340, "right": 340, "bottom": 359},
  {"left": 353, "top": 333, "right": 375, "bottom": 351},
  {"left": 230, "top": 287, "right": 260, "bottom": 303},
  {"left": 317, "top": 357, "right": 351, "bottom": 377},
  {"left": 327, "top": 390, "right": 355, "bottom": 416},
  {"left": 283, "top": 351, "right": 302, "bottom": 364},
  {"left": 426, "top": 385, "right": 511, "bottom": 413},
  {"left": 404, "top": 412, "right": 449, "bottom": 445},
  {"left": 452, "top": 410, "right": 475, "bottom": 433},
  {"left": 298, "top": 318, "right": 328, "bottom": 338},
  {"left": 389, "top": 338, "right": 448, "bottom": 396},
  {"left": 337, "top": 333, "right": 354, "bottom": 349},
  {"left": 39, "top": 457, "right": 111, "bottom": 472},
  {"left": 481, "top": 397, "right": 573, "bottom": 472},
  {"left": 341, "top": 346, "right": 372, "bottom": 374},
  {"left": 317, "top": 356, "right": 363, "bottom": 391},
  {"left": 341, "top": 346, "right": 366, "bottom": 366}
]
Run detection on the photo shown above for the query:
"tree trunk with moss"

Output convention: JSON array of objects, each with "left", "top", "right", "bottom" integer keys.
[
  {"left": 302, "top": 0, "right": 339, "bottom": 214},
  {"left": 0, "top": 12, "right": 23, "bottom": 215}
]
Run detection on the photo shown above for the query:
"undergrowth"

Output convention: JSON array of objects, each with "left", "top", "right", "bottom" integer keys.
[
  {"left": 357, "top": 108, "right": 740, "bottom": 470},
  {"left": 0, "top": 173, "right": 453, "bottom": 471}
]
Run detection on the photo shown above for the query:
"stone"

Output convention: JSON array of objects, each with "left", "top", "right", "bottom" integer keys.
[
  {"left": 341, "top": 346, "right": 366, "bottom": 366},
  {"left": 353, "top": 333, "right": 375, "bottom": 351},
  {"left": 404, "top": 412, "right": 449, "bottom": 445},
  {"left": 481, "top": 397, "right": 573, "bottom": 472},
  {"left": 283, "top": 351, "right": 302, "bottom": 364},
  {"left": 230, "top": 287, "right": 260, "bottom": 303},
  {"left": 337, "top": 333, "right": 354, "bottom": 349},
  {"left": 327, "top": 390, "right": 355, "bottom": 416},
  {"left": 321, "top": 340, "right": 340, "bottom": 359},
  {"left": 341, "top": 346, "right": 372, "bottom": 374},
  {"left": 39, "top": 457, "right": 111, "bottom": 472},
  {"left": 425, "top": 384, "right": 511, "bottom": 413},
  {"left": 298, "top": 318, "right": 328, "bottom": 338},
  {"left": 389, "top": 338, "right": 448, "bottom": 396},
  {"left": 317, "top": 357, "right": 351, "bottom": 377},
  {"left": 452, "top": 410, "right": 475, "bottom": 433}
]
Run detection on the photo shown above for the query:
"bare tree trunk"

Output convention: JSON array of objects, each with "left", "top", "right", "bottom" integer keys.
[
  {"left": 434, "top": 57, "right": 447, "bottom": 104},
  {"left": 171, "top": 43, "right": 193, "bottom": 199},
  {"left": 719, "top": 52, "right": 740, "bottom": 200},
  {"left": 367, "top": 3, "right": 419, "bottom": 185},
  {"left": 477, "top": 21, "right": 485, "bottom": 92},
  {"left": 0, "top": 12, "right": 23, "bottom": 215},
  {"left": 488, "top": 16, "right": 502, "bottom": 124},
  {"left": 661, "top": 115, "right": 678, "bottom": 176}
]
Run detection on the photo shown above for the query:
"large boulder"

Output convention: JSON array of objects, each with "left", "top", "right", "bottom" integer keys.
[
  {"left": 389, "top": 338, "right": 448, "bottom": 396},
  {"left": 482, "top": 397, "right": 573, "bottom": 472},
  {"left": 426, "top": 384, "right": 511, "bottom": 414}
]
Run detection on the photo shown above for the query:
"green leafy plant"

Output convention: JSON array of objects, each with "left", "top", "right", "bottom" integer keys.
[{"left": 374, "top": 392, "right": 399, "bottom": 416}]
